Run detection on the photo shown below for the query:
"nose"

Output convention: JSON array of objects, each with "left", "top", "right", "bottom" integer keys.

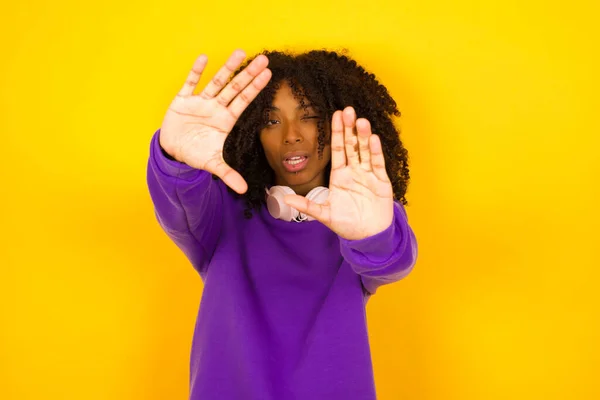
[{"left": 283, "top": 122, "right": 304, "bottom": 145}]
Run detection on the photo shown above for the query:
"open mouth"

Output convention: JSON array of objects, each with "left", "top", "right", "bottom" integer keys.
[{"left": 282, "top": 156, "right": 309, "bottom": 172}]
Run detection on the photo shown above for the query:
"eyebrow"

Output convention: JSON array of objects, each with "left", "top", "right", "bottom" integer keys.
[{"left": 267, "top": 104, "right": 314, "bottom": 111}]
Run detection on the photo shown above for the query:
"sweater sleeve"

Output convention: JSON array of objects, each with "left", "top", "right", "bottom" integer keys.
[
  {"left": 339, "top": 202, "right": 418, "bottom": 295},
  {"left": 146, "top": 129, "right": 223, "bottom": 278}
]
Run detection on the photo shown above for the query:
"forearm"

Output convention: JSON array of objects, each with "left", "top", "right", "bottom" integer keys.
[
  {"left": 147, "top": 129, "right": 224, "bottom": 274},
  {"left": 339, "top": 202, "right": 418, "bottom": 294}
]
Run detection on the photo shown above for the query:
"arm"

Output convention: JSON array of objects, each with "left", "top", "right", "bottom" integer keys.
[
  {"left": 283, "top": 108, "right": 416, "bottom": 294},
  {"left": 339, "top": 202, "right": 417, "bottom": 295},
  {"left": 146, "top": 129, "right": 223, "bottom": 277}
]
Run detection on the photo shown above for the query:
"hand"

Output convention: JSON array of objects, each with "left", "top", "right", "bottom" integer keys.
[
  {"left": 159, "top": 50, "right": 272, "bottom": 194},
  {"left": 284, "top": 107, "right": 394, "bottom": 240}
]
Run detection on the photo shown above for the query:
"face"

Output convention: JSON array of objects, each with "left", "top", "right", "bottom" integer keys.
[{"left": 259, "top": 81, "right": 331, "bottom": 196}]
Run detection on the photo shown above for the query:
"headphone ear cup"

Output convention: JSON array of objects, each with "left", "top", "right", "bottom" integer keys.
[{"left": 266, "top": 186, "right": 298, "bottom": 221}]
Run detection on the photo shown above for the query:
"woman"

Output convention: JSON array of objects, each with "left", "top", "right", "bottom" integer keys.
[{"left": 147, "top": 49, "right": 417, "bottom": 399}]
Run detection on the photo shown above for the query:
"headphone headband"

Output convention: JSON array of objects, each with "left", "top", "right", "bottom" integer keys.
[{"left": 265, "top": 186, "right": 329, "bottom": 222}]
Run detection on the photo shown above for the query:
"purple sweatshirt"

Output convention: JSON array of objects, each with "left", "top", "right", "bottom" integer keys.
[{"left": 146, "top": 129, "right": 417, "bottom": 400}]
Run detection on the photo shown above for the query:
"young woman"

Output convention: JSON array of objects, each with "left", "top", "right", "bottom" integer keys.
[{"left": 147, "top": 49, "right": 417, "bottom": 400}]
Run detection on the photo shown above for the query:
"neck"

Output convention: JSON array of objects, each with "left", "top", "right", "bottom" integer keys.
[{"left": 275, "top": 173, "right": 326, "bottom": 196}]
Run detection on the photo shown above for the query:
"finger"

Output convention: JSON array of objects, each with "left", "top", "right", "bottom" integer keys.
[
  {"left": 369, "top": 134, "right": 390, "bottom": 182},
  {"left": 356, "top": 118, "right": 372, "bottom": 171},
  {"left": 204, "top": 157, "right": 248, "bottom": 194},
  {"left": 228, "top": 68, "right": 272, "bottom": 119},
  {"left": 330, "top": 111, "right": 345, "bottom": 170},
  {"left": 216, "top": 54, "right": 269, "bottom": 106},
  {"left": 200, "top": 49, "right": 246, "bottom": 99},
  {"left": 283, "top": 194, "right": 331, "bottom": 224},
  {"left": 178, "top": 54, "right": 208, "bottom": 97},
  {"left": 343, "top": 107, "right": 360, "bottom": 168}
]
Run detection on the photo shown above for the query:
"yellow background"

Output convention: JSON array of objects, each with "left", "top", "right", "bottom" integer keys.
[{"left": 1, "top": 0, "right": 599, "bottom": 399}]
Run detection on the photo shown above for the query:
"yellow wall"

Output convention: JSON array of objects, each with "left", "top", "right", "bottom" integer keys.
[{"left": 1, "top": 0, "right": 598, "bottom": 399}]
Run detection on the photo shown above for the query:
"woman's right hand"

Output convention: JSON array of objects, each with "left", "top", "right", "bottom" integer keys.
[{"left": 159, "top": 50, "right": 272, "bottom": 194}]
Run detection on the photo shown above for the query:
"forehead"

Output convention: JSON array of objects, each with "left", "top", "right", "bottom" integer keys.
[
  {"left": 270, "top": 81, "right": 313, "bottom": 110},
  {"left": 272, "top": 81, "right": 298, "bottom": 105}
]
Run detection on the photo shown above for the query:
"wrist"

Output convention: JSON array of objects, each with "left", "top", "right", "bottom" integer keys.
[
  {"left": 159, "top": 142, "right": 177, "bottom": 161},
  {"left": 338, "top": 219, "right": 392, "bottom": 241},
  {"left": 157, "top": 130, "right": 186, "bottom": 164}
]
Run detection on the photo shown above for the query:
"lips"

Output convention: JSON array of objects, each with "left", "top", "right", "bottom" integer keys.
[{"left": 282, "top": 152, "right": 310, "bottom": 173}]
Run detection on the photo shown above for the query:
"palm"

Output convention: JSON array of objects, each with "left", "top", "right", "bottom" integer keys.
[
  {"left": 326, "top": 162, "right": 394, "bottom": 240},
  {"left": 159, "top": 50, "right": 272, "bottom": 194},
  {"left": 284, "top": 108, "right": 395, "bottom": 240},
  {"left": 161, "top": 97, "right": 234, "bottom": 170}
]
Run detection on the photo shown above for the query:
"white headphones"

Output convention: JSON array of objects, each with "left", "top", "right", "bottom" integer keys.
[{"left": 265, "top": 186, "right": 329, "bottom": 222}]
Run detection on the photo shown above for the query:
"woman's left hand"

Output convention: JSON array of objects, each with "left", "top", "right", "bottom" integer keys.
[{"left": 284, "top": 107, "right": 394, "bottom": 240}]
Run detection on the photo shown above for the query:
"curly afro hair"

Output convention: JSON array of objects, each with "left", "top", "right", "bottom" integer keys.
[{"left": 222, "top": 49, "right": 410, "bottom": 218}]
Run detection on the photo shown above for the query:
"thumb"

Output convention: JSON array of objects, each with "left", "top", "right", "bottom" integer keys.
[
  {"left": 202, "top": 157, "right": 248, "bottom": 194},
  {"left": 284, "top": 194, "right": 330, "bottom": 224}
]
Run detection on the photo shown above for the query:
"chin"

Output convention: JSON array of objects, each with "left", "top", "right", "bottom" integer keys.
[
  {"left": 279, "top": 169, "right": 322, "bottom": 188},
  {"left": 280, "top": 171, "right": 309, "bottom": 185}
]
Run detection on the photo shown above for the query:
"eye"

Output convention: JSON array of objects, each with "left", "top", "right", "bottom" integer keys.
[
  {"left": 301, "top": 115, "right": 321, "bottom": 121},
  {"left": 265, "top": 119, "right": 280, "bottom": 126}
]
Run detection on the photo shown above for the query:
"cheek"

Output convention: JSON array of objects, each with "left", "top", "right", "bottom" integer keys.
[
  {"left": 316, "top": 145, "right": 332, "bottom": 167},
  {"left": 259, "top": 135, "right": 279, "bottom": 168}
]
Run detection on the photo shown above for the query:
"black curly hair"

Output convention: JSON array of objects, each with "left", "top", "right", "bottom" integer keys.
[{"left": 222, "top": 49, "right": 410, "bottom": 218}]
